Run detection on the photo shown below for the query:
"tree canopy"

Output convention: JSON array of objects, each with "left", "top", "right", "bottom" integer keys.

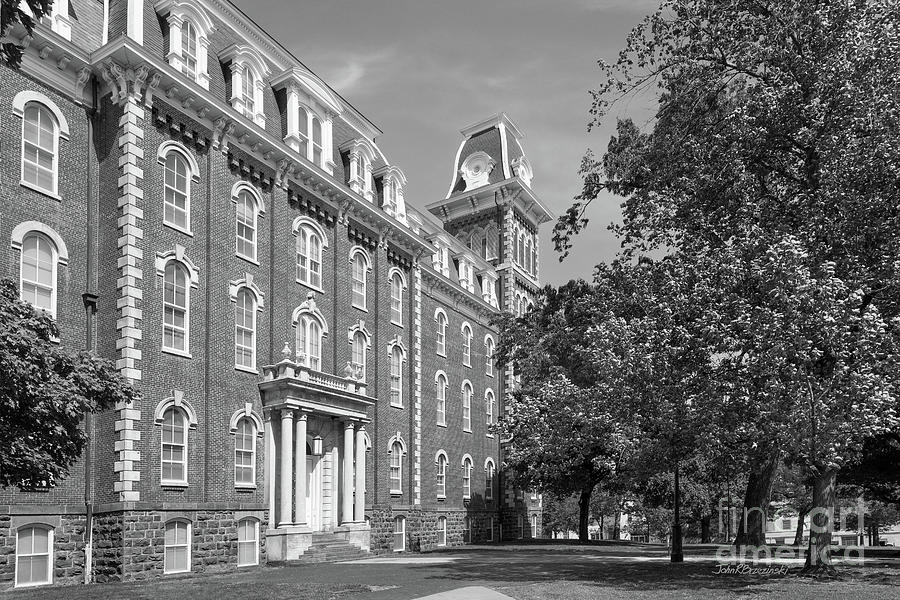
[{"left": 1, "top": 1, "right": 51, "bottom": 68}]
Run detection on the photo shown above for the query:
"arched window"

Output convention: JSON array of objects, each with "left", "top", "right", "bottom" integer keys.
[
  {"left": 435, "top": 310, "right": 447, "bottom": 356},
  {"left": 435, "top": 372, "right": 447, "bottom": 426},
  {"left": 461, "top": 323, "right": 473, "bottom": 367},
  {"left": 390, "top": 344, "right": 403, "bottom": 407},
  {"left": 393, "top": 516, "right": 405, "bottom": 552},
  {"left": 164, "top": 520, "right": 191, "bottom": 573},
  {"left": 234, "top": 289, "right": 256, "bottom": 369},
  {"left": 485, "top": 389, "right": 495, "bottom": 430},
  {"left": 235, "top": 189, "right": 258, "bottom": 262},
  {"left": 437, "top": 516, "right": 447, "bottom": 547},
  {"left": 164, "top": 151, "right": 190, "bottom": 231},
  {"left": 21, "top": 103, "right": 58, "bottom": 195},
  {"left": 298, "top": 106, "right": 310, "bottom": 157},
  {"left": 435, "top": 451, "right": 447, "bottom": 498},
  {"left": 234, "top": 417, "right": 255, "bottom": 486},
  {"left": 296, "top": 314, "right": 323, "bottom": 371},
  {"left": 525, "top": 238, "right": 532, "bottom": 273},
  {"left": 19, "top": 233, "right": 57, "bottom": 317},
  {"left": 462, "top": 456, "right": 472, "bottom": 499},
  {"left": 485, "top": 459, "right": 495, "bottom": 501},
  {"left": 531, "top": 238, "right": 537, "bottom": 275},
  {"left": 389, "top": 440, "right": 403, "bottom": 494},
  {"left": 161, "top": 407, "right": 188, "bottom": 484},
  {"left": 485, "top": 336, "right": 495, "bottom": 377},
  {"left": 311, "top": 116, "right": 323, "bottom": 166},
  {"left": 241, "top": 65, "right": 255, "bottom": 116},
  {"left": 390, "top": 271, "right": 403, "bottom": 325},
  {"left": 163, "top": 262, "right": 190, "bottom": 353},
  {"left": 237, "top": 518, "right": 259, "bottom": 566},
  {"left": 352, "top": 330, "right": 367, "bottom": 380},
  {"left": 462, "top": 382, "right": 472, "bottom": 432},
  {"left": 518, "top": 232, "right": 525, "bottom": 267},
  {"left": 350, "top": 250, "right": 368, "bottom": 309},
  {"left": 15, "top": 525, "right": 52, "bottom": 587},
  {"left": 181, "top": 20, "right": 198, "bottom": 79},
  {"left": 295, "top": 222, "right": 324, "bottom": 289}
]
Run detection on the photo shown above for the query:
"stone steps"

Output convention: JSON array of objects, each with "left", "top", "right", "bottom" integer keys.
[{"left": 286, "top": 532, "right": 370, "bottom": 564}]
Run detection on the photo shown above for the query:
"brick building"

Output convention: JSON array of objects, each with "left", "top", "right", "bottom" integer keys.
[{"left": 0, "top": 0, "right": 549, "bottom": 587}]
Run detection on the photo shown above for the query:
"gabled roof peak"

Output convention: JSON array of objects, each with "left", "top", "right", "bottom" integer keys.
[{"left": 460, "top": 112, "right": 523, "bottom": 140}]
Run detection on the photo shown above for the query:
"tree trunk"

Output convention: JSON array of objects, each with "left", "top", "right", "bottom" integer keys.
[
  {"left": 701, "top": 514, "right": 711, "bottom": 543},
  {"left": 734, "top": 452, "right": 780, "bottom": 550},
  {"left": 612, "top": 509, "right": 621, "bottom": 540},
  {"left": 793, "top": 508, "right": 807, "bottom": 546},
  {"left": 872, "top": 519, "right": 880, "bottom": 546},
  {"left": 577, "top": 486, "right": 592, "bottom": 542},
  {"left": 600, "top": 513, "right": 605, "bottom": 540},
  {"left": 801, "top": 469, "right": 837, "bottom": 575}
]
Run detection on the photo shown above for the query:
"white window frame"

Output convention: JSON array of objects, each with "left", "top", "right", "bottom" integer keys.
[
  {"left": 485, "top": 459, "right": 495, "bottom": 501},
  {"left": 161, "top": 406, "right": 189, "bottom": 485},
  {"left": 157, "top": 0, "right": 215, "bottom": 89},
  {"left": 233, "top": 417, "right": 256, "bottom": 488},
  {"left": 462, "top": 381, "right": 472, "bottom": 433},
  {"left": 233, "top": 184, "right": 264, "bottom": 263},
  {"left": 164, "top": 520, "right": 191, "bottom": 574},
  {"left": 435, "top": 309, "right": 448, "bottom": 357},
  {"left": 389, "top": 440, "right": 403, "bottom": 495},
  {"left": 435, "top": 372, "right": 447, "bottom": 427},
  {"left": 462, "top": 456, "right": 472, "bottom": 500},
  {"left": 13, "top": 93, "right": 70, "bottom": 200},
  {"left": 292, "top": 217, "right": 328, "bottom": 292},
  {"left": 485, "top": 389, "right": 495, "bottom": 435},
  {"left": 393, "top": 516, "right": 405, "bottom": 552},
  {"left": 461, "top": 323, "right": 473, "bottom": 367},
  {"left": 349, "top": 247, "right": 370, "bottom": 311},
  {"left": 435, "top": 450, "right": 447, "bottom": 499},
  {"left": 437, "top": 516, "right": 447, "bottom": 547},
  {"left": 296, "top": 314, "right": 324, "bottom": 371},
  {"left": 351, "top": 330, "right": 367, "bottom": 380},
  {"left": 15, "top": 525, "right": 53, "bottom": 588},
  {"left": 158, "top": 142, "right": 200, "bottom": 236},
  {"left": 236, "top": 518, "right": 259, "bottom": 566},
  {"left": 389, "top": 268, "right": 405, "bottom": 326},
  {"left": 485, "top": 335, "right": 495, "bottom": 377},
  {"left": 388, "top": 340, "right": 406, "bottom": 408},
  {"left": 162, "top": 261, "right": 191, "bottom": 355},
  {"left": 20, "top": 103, "right": 59, "bottom": 197},
  {"left": 532, "top": 514, "right": 538, "bottom": 538},
  {"left": 234, "top": 288, "right": 257, "bottom": 371},
  {"left": 18, "top": 232, "right": 58, "bottom": 319}
]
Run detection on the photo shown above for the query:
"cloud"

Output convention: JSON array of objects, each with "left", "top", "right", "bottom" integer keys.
[{"left": 299, "top": 47, "right": 402, "bottom": 96}]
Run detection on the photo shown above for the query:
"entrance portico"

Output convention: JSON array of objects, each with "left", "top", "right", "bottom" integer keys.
[{"left": 259, "top": 347, "right": 373, "bottom": 560}]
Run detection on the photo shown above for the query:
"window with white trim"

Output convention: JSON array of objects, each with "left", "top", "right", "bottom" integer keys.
[
  {"left": 21, "top": 103, "right": 58, "bottom": 195},
  {"left": 462, "top": 382, "right": 472, "bottom": 432},
  {"left": 435, "top": 373, "right": 447, "bottom": 426},
  {"left": 532, "top": 514, "right": 538, "bottom": 538},
  {"left": 485, "top": 336, "right": 495, "bottom": 377},
  {"left": 161, "top": 407, "right": 188, "bottom": 484},
  {"left": 295, "top": 314, "right": 323, "bottom": 371},
  {"left": 237, "top": 518, "right": 258, "bottom": 566},
  {"left": 390, "top": 344, "right": 403, "bottom": 407},
  {"left": 436, "top": 452, "right": 447, "bottom": 498},
  {"left": 389, "top": 441, "right": 403, "bottom": 494},
  {"left": 390, "top": 271, "right": 403, "bottom": 325},
  {"left": 485, "top": 459, "right": 495, "bottom": 501},
  {"left": 351, "top": 251, "right": 367, "bottom": 309},
  {"left": 464, "top": 516, "right": 471, "bottom": 543},
  {"left": 485, "top": 389, "right": 495, "bottom": 431},
  {"left": 436, "top": 311, "right": 447, "bottom": 356},
  {"left": 163, "top": 262, "right": 190, "bottom": 353},
  {"left": 19, "top": 233, "right": 57, "bottom": 318},
  {"left": 437, "top": 516, "right": 447, "bottom": 547},
  {"left": 393, "top": 516, "right": 405, "bottom": 552},
  {"left": 163, "top": 151, "right": 191, "bottom": 232},
  {"left": 297, "top": 106, "right": 310, "bottom": 157},
  {"left": 235, "top": 190, "right": 258, "bottom": 262},
  {"left": 352, "top": 330, "right": 367, "bottom": 380},
  {"left": 164, "top": 520, "right": 191, "bottom": 573},
  {"left": 181, "top": 20, "right": 198, "bottom": 79},
  {"left": 241, "top": 65, "right": 255, "bottom": 116},
  {"left": 462, "top": 324, "right": 472, "bottom": 367},
  {"left": 234, "top": 289, "right": 256, "bottom": 370},
  {"left": 462, "top": 456, "right": 472, "bottom": 499},
  {"left": 234, "top": 417, "right": 255, "bottom": 487},
  {"left": 295, "top": 223, "right": 324, "bottom": 289},
  {"left": 311, "top": 116, "right": 323, "bottom": 167},
  {"left": 15, "top": 526, "right": 52, "bottom": 587}
]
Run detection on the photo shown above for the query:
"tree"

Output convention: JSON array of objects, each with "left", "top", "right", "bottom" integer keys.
[
  {"left": 1, "top": 1, "right": 51, "bottom": 68},
  {"left": 559, "top": 0, "right": 900, "bottom": 574},
  {"left": 0, "top": 279, "right": 138, "bottom": 488}
]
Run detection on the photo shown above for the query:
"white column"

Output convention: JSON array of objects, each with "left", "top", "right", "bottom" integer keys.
[
  {"left": 354, "top": 425, "right": 366, "bottom": 522},
  {"left": 265, "top": 410, "right": 276, "bottom": 529},
  {"left": 342, "top": 421, "right": 354, "bottom": 525},
  {"left": 284, "top": 85, "right": 300, "bottom": 152},
  {"left": 279, "top": 409, "right": 294, "bottom": 527},
  {"left": 197, "top": 37, "right": 211, "bottom": 90},
  {"left": 294, "top": 414, "right": 308, "bottom": 526},
  {"left": 126, "top": 0, "right": 143, "bottom": 44},
  {"left": 166, "top": 15, "right": 183, "bottom": 72},
  {"left": 229, "top": 62, "right": 245, "bottom": 113},
  {"left": 323, "top": 114, "right": 335, "bottom": 175}
]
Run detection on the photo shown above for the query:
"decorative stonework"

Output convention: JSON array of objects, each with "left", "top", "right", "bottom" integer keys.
[
  {"left": 459, "top": 151, "right": 495, "bottom": 191},
  {"left": 413, "top": 262, "right": 423, "bottom": 505}
]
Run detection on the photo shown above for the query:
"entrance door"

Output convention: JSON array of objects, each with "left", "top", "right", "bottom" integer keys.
[{"left": 306, "top": 456, "right": 321, "bottom": 530}]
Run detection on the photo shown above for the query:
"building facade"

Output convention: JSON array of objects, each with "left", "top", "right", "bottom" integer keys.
[{"left": 0, "top": 0, "right": 549, "bottom": 588}]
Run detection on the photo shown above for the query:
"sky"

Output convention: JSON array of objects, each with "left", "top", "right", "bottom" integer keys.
[{"left": 232, "top": 0, "right": 661, "bottom": 285}]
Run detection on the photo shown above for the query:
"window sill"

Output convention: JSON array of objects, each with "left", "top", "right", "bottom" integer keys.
[
  {"left": 390, "top": 490, "right": 402, "bottom": 497},
  {"left": 486, "top": 373, "right": 494, "bottom": 378},
  {"left": 390, "top": 402, "right": 404, "bottom": 409},
  {"left": 437, "top": 495, "right": 446, "bottom": 501},
  {"left": 235, "top": 484, "right": 257, "bottom": 491},
  {"left": 352, "top": 304, "right": 369, "bottom": 313},
  {"left": 390, "top": 320, "right": 403, "bottom": 328},
  {"left": 436, "top": 422, "right": 446, "bottom": 428},
  {"left": 20, "top": 180, "right": 61, "bottom": 201},
  {"left": 296, "top": 280, "right": 325, "bottom": 295},
  {"left": 161, "top": 481, "right": 188, "bottom": 489},
  {"left": 463, "top": 363, "right": 472, "bottom": 369},
  {"left": 237, "top": 253, "right": 260, "bottom": 266},
  {"left": 463, "top": 429, "right": 472, "bottom": 434},
  {"left": 486, "top": 434, "right": 494, "bottom": 439},
  {"left": 436, "top": 351, "right": 446, "bottom": 358},
  {"left": 163, "top": 221, "right": 194, "bottom": 237},
  {"left": 162, "top": 347, "right": 193, "bottom": 359},
  {"left": 164, "top": 568, "right": 191, "bottom": 575},
  {"left": 235, "top": 364, "right": 259, "bottom": 375}
]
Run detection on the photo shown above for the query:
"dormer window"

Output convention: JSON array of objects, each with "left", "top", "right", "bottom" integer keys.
[
  {"left": 273, "top": 69, "right": 341, "bottom": 176},
  {"left": 156, "top": 0, "right": 215, "bottom": 90},
  {"left": 223, "top": 45, "right": 270, "bottom": 127},
  {"left": 341, "top": 140, "right": 376, "bottom": 201},
  {"left": 375, "top": 166, "right": 408, "bottom": 225}
]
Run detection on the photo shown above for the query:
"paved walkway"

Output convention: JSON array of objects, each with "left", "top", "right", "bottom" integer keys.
[{"left": 411, "top": 587, "right": 515, "bottom": 600}]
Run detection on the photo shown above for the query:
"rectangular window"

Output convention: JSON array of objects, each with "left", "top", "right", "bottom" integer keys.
[
  {"left": 393, "top": 517, "right": 405, "bottom": 552},
  {"left": 390, "top": 274, "right": 403, "bottom": 325},
  {"left": 15, "top": 527, "right": 51, "bottom": 587},
  {"left": 234, "top": 421, "right": 255, "bottom": 486},
  {"left": 438, "top": 517, "right": 447, "bottom": 547},
  {"left": 390, "top": 451, "right": 401, "bottom": 493},
  {"left": 463, "top": 462, "right": 471, "bottom": 499},
  {"left": 462, "top": 389, "right": 471, "bottom": 433},
  {"left": 487, "top": 518, "right": 494, "bottom": 542},
  {"left": 351, "top": 254, "right": 367, "bottom": 309},
  {"left": 237, "top": 520, "right": 258, "bottom": 566},
  {"left": 436, "top": 380, "right": 446, "bottom": 427},
  {"left": 234, "top": 291, "right": 256, "bottom": 370},
  {"left": 390, "top": 348, "right": 403, "bottom": 407},
  {"left": 235, "top": 195, "right": 256, "bottom": 261},
  {"left": 161, "top": 409, "right": 187, "bottom": 484},
  {"left": 164, "top": 521, "right": 190, "bottom": 574},
  {"left": 241, "top": 67, "right": 255, "bottom": 117}
]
